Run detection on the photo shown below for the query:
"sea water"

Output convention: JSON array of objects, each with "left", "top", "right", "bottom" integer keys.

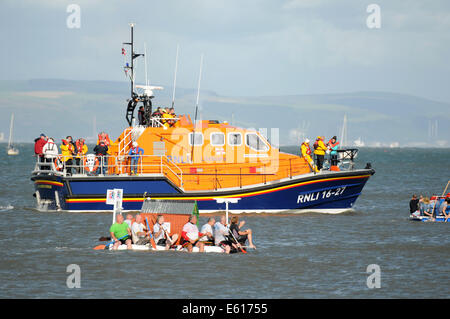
[{"left": 0, "top": 144, "right": 448, "bottom": 298}]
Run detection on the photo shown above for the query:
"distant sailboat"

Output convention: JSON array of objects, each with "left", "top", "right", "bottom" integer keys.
[{"left": 7, "top": 113, "right": 19, "bottom": 155}]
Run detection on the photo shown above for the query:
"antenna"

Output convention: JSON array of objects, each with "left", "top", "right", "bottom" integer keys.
[
  {"left": 144, "top": 43, "right": 149, "bottom": 86},
  {"left": 191, "top": 53, "right": 204, "bottom": 163},
  {"left": 171, "top": 44, "right": 180, "bottom": 108}
]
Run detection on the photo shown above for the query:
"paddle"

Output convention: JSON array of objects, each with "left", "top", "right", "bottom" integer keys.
[
  {"left": 145, "top": 217, "right": 157, "bottom": 249},
  {"left": 93, "top": 234, "right": 129, "bottom": 250}
]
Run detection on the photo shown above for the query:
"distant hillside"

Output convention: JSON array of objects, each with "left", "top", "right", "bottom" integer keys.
[{"left": 0, "top": 79, "right": 448, "bottom": 147}]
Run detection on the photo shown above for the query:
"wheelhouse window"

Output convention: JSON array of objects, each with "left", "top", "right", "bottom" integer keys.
[
  {"left": 245, "top": 133, "right": 269, "bottom": 151},
  {"left": 210, "top": 132, "right": 225, "bottom": 146},
  {"left": 188, "top": 132, "right": 204, "bottom": 146},
  {"left": 227, "top": 132, "right": 242, "bottom": 146}
]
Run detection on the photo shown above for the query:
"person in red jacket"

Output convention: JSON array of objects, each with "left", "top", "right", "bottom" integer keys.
[{"left": 34, "top": 133, "right": 48, "bottom": 162}]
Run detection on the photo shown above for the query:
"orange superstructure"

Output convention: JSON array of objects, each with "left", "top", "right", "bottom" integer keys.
[{"left": 105, "top": 116, "right": 311, "bottom": 192}]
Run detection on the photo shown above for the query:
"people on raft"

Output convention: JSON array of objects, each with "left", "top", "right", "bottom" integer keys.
[
  {"left": 128, "top": 141, "right": 144, "bottom": 175},
  {"left": 313, "top": 136, "right": 327, "bottom": 171},
  {"left": 327, "top": 136, "right": 339, "bottom": 167},
  {"left": 109, "top": 214, "right": 132, "bottom": 250},
  {"left": 180, "top": 215, "right": 205, "bottom": 253},
  {"left": 409, "top": 194, "right": 420, "bottom": 215},
  {"left": 131, "top": 214, "right": 151, "bottom": 245},
  {"left": 229, "top": 216, "right": 257, "bottom": 249},
  {"left": 199, "top": 217, "right": 215, "bottom": 245},
  {"left": 213, "top": 216, "right": 238, "bottom": 254},
  {"left": 153, "top": 215, "right": 179, "bottom": 250},
  {"left": 439, "top": 197, "right": 450, "bottom": 220}
]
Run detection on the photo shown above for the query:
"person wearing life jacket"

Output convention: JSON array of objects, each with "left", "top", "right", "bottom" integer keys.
[
  {"left": 313, "top": 136, "right": 327, "bottom": 171},
  {"left": 42, "top": 137, "right": 58, "bottom": 170},
  {"left": 161, "top": 107, "right": 172, "bottom": 128},
  {"left": 168, "top": 107, "right": 177, "bottom": 127},
  {"left": 151, "top": 107, "right": 162, "bottom": 127},
  {"left": 301, "top": 139, "right": 319, "bottom": 173},
  {"left": 97, "top": 132, "right": 111, "bottom": 147},
  {"left": 60, "top": 138, "right": 75, "bottom": 175},
  {"left": 75, "top": 138, "right": 88, "bottom": 173},
  {"left": 327, "top": 136, "right": 340, "bottom": 168},
  {"left": 128, "top": 141, "right": 144, "bottom": 175}
]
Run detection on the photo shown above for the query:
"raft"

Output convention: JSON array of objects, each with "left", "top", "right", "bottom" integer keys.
[
  {"left": 409, "top": 215, "right": 449, "bottom": 222},
  {"left": 106, "top": 243, "right": 225, "bottom": 253}
]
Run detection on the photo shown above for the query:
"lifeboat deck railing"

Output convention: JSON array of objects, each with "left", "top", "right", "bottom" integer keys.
[{"left": 32, "top": 154, "right": 184, "bottom": 189}]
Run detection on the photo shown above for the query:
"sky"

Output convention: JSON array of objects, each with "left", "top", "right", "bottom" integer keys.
[{"left": 1, "top": 0, "right": 450, "bottom": 103}]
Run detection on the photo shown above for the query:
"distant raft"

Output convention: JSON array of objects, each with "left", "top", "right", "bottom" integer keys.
[{"left": 104, "top": 243, "right": 224, "bottom": 253}]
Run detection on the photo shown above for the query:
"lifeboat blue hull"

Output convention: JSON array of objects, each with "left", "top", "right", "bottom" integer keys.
[{"left": 31, "top": 169, "right": 374, "bottom": 213}]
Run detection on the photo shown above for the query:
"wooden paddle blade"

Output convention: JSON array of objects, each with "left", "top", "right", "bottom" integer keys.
[{"left": 93, "top": 245, "right": 106, "bottom": 250}]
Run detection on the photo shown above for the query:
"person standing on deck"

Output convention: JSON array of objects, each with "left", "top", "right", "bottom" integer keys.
[
  {"left": 93, "top": 141, "right": 109, "bottom": 175},
  {"left": 34, "top": 134, "right": 48, "bottom": 163},
  {"left": 60, "top": 137, "right": 75, "bottom": 175},
  {"left": 301, "top": 139, "right": 318, "bottom": 173},
  {"left": 327, "top": 136, "right": 340, "bottom": 167},
  {"left": 313, "top": 136, "right": 327, "bottom": 171},
  {"left": 75, "top": 138, "right": 88, "bottom": 173},
  {"left": 42, "top": 137, "right": 58, "bottom": 170},
  {"left": 128, "top": 141, "right": 144, "bottom": 175}
]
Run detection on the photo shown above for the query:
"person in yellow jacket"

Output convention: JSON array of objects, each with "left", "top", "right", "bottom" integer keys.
[
  {"left": 161, "top": 108, "right": 173, "bottom": 129},
  {"left": 313, "top": 136, "right": 327, "bottom": 171},
  {"left": 75, "top": 138, "right": 88, "bottom": 173},
  {"left": 301, "top": 139, "right": 319, "bottom": 173},
  {"left": 60, "top": 138, "right": 75, "bottom": 175}
]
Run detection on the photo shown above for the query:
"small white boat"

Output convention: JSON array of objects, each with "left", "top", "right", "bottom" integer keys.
[{"left": 7, "top": 113, "right": 19, "bottom": 156}]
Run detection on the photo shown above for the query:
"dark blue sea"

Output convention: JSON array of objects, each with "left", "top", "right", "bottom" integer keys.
[{"left": 0, "top": 144, "right": 449, "bottom": 298}]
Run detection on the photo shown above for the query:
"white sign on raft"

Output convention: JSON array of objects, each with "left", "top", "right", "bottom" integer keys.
[{"left": 106, "top": 189, "right": 124, "bottom": 224}]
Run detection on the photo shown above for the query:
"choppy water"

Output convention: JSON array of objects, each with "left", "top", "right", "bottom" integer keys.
[{"left": 0, "top": 143, "right": 449, "bottom": 298}]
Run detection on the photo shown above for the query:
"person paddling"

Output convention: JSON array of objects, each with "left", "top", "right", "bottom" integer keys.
[
  {"left": 180, "top": 215, "right": 205, "bottom": 252},
  {"left": 109, "top": 214, "right": 132, "bottom": 250},
  {"left": 229, "top": 216, "right": 256, "bottom": 249}
]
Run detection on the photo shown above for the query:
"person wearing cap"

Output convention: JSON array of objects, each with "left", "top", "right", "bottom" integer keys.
[
  {"left": 128, "top": 141, "right": 144, "bottom": 175},
  {"left": 60, "top": 137, "right": 75, "bottom": 175},
  {"left": 93, "top": 140, "right": 109, "bottom": 175},
  {"left": 301, "top": 139, "right": 318, "bottom": 173},
  {"left": 313, "top": 136, "right": 327, "bottom": 171}
]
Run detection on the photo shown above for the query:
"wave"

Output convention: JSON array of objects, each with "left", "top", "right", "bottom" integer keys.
[{"left": 0, "top": 205, "right": 13, "bottom": 212}]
